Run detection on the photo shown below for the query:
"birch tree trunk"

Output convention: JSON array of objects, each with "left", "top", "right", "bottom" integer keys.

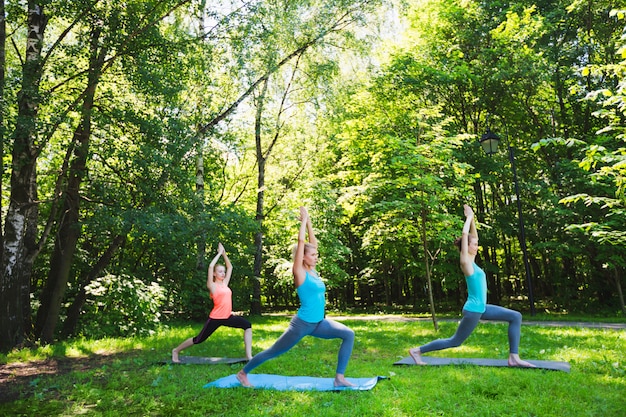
[{"left": 0, "top": 3, "right": 46, "bottom": 352}]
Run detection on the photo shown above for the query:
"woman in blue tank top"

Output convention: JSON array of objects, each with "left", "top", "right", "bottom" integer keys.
[
  {"left": 409, "top": 204, "right": 534, "bottom": 367},
  {"left": 237, "top": 206, "right": 355, "bottom": 387}
]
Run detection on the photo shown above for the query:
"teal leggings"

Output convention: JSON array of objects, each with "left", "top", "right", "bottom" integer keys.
[
  {"left": 243, "top": 315, "right": 355, "bottom": 375},
  {"left": 420, "top": 304, "right": 523, "bottom": 354}
]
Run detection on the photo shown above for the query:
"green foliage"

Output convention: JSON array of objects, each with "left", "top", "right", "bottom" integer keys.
[
  {"left": 556, "top": 9, "right": 626, "bottom": 260},
  {"left": 78, "top": 274, "right": 166, "bottom": 338}
]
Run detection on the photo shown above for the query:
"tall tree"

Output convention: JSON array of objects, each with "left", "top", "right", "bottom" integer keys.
[
  {"left": 34, "top": 23, "right": 106, "bottom": 343},
  {"left": 0, "top": 2, "right": 47, "bottom": 352},
  {"left": 0, "top": 0, "right": 5, "bottom": 252},
  {"left": 198, "top": 0, "right": 379, "bottom": 315},
  {"left": 32, "top": 0, "right": 197, "bottom": 344}
]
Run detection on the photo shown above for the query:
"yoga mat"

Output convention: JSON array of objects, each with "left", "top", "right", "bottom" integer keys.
[
  {"left": 394, "top": 356, "right": 571, "bottom": 372},
  {"left": 204, "top": 374, "right": 387, "bottom": 391},
  {"left": 161, "top": 356, "right": 249, "bottom": 365}
]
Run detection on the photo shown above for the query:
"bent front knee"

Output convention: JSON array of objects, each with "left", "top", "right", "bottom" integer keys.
[{"left": 344, "top": 328, "right": 355, "bottom": 342}]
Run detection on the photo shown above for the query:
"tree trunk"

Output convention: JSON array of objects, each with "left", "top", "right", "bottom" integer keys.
[
  {"left": 421, "top": 209, "right": 438, "bottom": 331},
  {"left": 0, "top": 3, "right": 46, "bottom": 353},
  {"left": 0, "top": 0, "right": 6, "bottom": 253},
  {"left": 250, "top": 78, "right": 270, "bottom": 315},
  {"left": 195, "top": 144, "right": 206, "bottom": 271},
  {"left": 35, "top": 26, "right": 104, "bottom": 343},
  {"left": 61, "top": 234, "right": 127, "bottom": 338},
  {"left": 613, "top": 267, "right": 625, "bottom": 315},
  {"left": 193, "top": 16, "right": 207, "bottom": 271}
]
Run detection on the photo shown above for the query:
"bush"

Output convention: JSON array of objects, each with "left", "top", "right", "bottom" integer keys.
[{"left": 78, "top": 274, "right": 166, "bottom": 338}]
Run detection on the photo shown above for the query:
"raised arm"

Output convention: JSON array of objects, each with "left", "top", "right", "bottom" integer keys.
[
  {"left": 459, "top": 204, "right": 477, "bottom": 275},
  {"left": 220, "top": 243, "right": 233, "bottom": 286},
  {"left": 292, "top": 206, "right": 311, "bottom": 288},
  {"left": 207, "top": 244, "right": 224, "bottom": 292},
  {"left": 466, "top": 204, "right": 478, "bottom": 241},
  {"left": 306, "top": 213, "right": 317, "bottom": 247}
]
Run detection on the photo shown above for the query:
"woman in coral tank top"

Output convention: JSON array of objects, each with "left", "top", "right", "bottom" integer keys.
[{"left": 172, "top": 243, "right": 252, "bottom": 362}]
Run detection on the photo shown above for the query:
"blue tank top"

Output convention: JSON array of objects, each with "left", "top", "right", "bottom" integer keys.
[
  {"left": 463, "top": 262, "right": 487, "bottom": 313},
  {"left": 296, "top": 270, "right": 326, "bottom": 322}
]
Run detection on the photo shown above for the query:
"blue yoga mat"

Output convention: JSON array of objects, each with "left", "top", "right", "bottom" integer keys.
[{"left": 204, "top": 374, "right": 386, "bottom": 391}]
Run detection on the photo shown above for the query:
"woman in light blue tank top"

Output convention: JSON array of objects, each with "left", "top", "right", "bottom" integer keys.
[
  {"left": 237, "top": 206, "right": 355, "bottom": 387},
  {"left": 409, "top": 205, "right": 535, "bottom": 367}
]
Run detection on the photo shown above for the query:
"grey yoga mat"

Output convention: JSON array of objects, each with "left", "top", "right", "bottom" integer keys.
[
  {"left": 163, "top": 356, "right": 249, "bottom": 365},
  {"left": 394, "top": 356, "right": 571, "bottom": 372}
]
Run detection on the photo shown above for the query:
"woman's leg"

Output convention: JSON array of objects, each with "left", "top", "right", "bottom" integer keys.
[
  {"left": 193, "top": 318, "right": 224, "bottom": 344},
  {"left": 172, "top": 337, "right": 194, "bottom": 362},
  {"left": 409, "top": 310, "right": 482, "bottom": 364},
  {"left": 237, "top": 316, "right": 315, "bottom": 386},
  {"left": 480, "top": 305, "right": 522, "bottom": 353},
  {"left": 481, "top": 305, "right": 534, "bottom": 367},
  {"left": 221, "top": 315, "right": 253, "bottom": 360},
  {"left": 172, "top": 318, "right": 222, "bottom": 362},
  {"left": 310, "top": 319, "right": 355, "bottom": 385},
  {"left": 244, "top": 328, "right": 253, "bottom": 360}
]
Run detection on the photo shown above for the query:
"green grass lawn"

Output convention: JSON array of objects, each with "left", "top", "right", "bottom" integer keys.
[{"left": 1, "top": 315, "right": 624, "bottom": 416}]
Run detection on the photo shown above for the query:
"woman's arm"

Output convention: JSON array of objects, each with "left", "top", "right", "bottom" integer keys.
[
  {"left": 306, "top": 214, "right": 317, "bottom": 247},
  {"left": 292, "top": 206, "right": 309, "bottom": 288},
  {"left": 465, "top": 204, "right": 478, "bottom": 241},
  {"left": 220, "top": 243, "right": 233, "bottom": 287},
  {"left": 206, "top": 245, "right": 223, "bottom": 292},
  {"left": 459, "top": 204, "right": 476, "bottom": 276}
]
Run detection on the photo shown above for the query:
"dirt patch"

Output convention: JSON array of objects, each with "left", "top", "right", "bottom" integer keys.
[{"left": 0, "top": 352, "right": 138, "bottom": 404}]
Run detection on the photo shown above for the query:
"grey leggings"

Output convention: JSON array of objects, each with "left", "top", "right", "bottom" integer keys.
[
  {"left": 420, "top": 304, "right": 523, "bottom": 354},
  {"left": 243, "top": 315, "right": 355, "bottom": 375}
]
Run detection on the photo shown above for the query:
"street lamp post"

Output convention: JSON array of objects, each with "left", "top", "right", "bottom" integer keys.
[{"left": 479, "top": 129, "right": 536, "bottom": 316}]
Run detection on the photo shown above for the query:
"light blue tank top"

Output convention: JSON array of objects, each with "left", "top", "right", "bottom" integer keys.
[
  {"left": 463, "top": 263, "right": 487, "bottom": 313},
  {"left": 296, "top": 270, "right": 326, "bottom": 322}
]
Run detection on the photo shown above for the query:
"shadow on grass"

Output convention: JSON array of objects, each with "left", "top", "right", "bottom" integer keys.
[{"left": 0, "top": 349, "right": 145, "bottom": 404}]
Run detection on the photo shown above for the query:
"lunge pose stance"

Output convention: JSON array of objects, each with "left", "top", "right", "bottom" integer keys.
[
  {"left": 237, "top": 206, "right": 355, "bottom": 387},
  {"left": 172, "top": 243, "right": 252, "bottom": 362},
  {"left": 409, "top": 205, "right": 534, "bottom": 367}
]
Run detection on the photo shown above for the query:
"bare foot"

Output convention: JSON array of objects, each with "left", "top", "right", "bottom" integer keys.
[
  {"left": 409, "top": 348, "right": 427, "bottom": 365},
  {"left": 236, "top": 370, "right": 253, "bottom": 387},
  {"left": 172, "top": 349, "right": 180, "bottom": 363},
  {"left": 333, "top": 374, "right": 355, "bottom": 387},
  {"left": 508, "top": 354, "right": 536, "bottom": 368}
]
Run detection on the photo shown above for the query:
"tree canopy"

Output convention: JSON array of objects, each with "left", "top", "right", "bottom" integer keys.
[{"left": 1, "top": 0, "right": 624, "bottom": 352}]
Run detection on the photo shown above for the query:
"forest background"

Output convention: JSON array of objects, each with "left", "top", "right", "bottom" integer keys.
[{"left": 0, "top": 0, "right": 625, "bottom": 353}]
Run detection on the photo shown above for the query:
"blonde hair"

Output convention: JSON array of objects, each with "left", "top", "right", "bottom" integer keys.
[{"left": 292, "top": 243, "right": 317, "bottom": 261}]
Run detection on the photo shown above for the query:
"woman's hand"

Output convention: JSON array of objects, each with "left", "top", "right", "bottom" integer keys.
[
  {"left": 298, "top": 206, "right": 309, "bottom": 222},
  {"left": 217, "top": 242, "right": 225, "bottom": 255},
  {"left": 463, "top": 204, "right": 474, "bottom": 218}
]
